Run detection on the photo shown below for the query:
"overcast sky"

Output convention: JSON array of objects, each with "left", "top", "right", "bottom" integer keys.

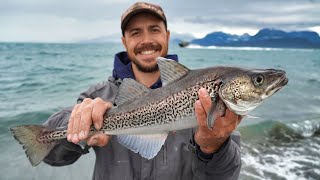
[{"left": 1, "top": 0, "right": 320, "bottom": 42}]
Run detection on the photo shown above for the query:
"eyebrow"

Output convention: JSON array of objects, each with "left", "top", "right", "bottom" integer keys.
[
  {"left": 149, "top": 24, "right": 160, "bottom": 29},
  {"left": 127, "top": 24, "right": 161, "bottom": 32},
  {"left": 127, "top": 28, "right": 141, "bottom": 33}
]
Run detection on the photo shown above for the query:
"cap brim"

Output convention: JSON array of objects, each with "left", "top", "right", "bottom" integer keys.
[{"left": 121, "top": 9, "right": 166, "bottom": 33}]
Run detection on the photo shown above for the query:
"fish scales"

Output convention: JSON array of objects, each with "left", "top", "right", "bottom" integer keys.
[
  {"left": 33, "top": 72, "right": 220, "bottom": 141},
  {"left": 112, "top": 68, "right": 220, "bottom": 113},
  {"left": 102, "top": 80, "right": 220, "bottom": 133}
]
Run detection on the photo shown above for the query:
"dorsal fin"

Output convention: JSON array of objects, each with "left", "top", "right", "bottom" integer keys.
[
  {"left": 156, "top": 57, "right": 190, "bottom": 86},
  {"left": 115, "top": 78, "right": 150, "bottom": 106}
]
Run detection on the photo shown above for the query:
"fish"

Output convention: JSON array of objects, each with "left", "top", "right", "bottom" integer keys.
[{"left": 10, "top": 57, "right": 288, "bottom": 166}]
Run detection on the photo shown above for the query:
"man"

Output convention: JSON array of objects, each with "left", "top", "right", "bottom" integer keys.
[{"left": 44, "top": 2, "right": 242, "bottom": 180}]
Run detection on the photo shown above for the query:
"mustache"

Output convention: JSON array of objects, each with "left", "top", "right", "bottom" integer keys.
[{"left": 134, "top": 43, "right": 161, "bottom": 54}]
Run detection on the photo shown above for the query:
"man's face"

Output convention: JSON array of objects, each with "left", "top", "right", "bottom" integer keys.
[{"left": 122, "top": 13, "right": 170, "bottom": 73}]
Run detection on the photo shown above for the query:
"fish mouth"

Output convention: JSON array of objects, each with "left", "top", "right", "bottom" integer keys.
[{"left": 266, "top": 73, "right": 288, "bottom": 96}]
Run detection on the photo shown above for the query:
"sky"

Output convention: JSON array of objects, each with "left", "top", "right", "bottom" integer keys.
[{"left": 1, "top": 0, "right": 320, "bottom": 42}]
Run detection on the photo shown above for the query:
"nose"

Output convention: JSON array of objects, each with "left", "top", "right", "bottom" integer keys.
[{"left": 141, "top": 32, "right": 153, "bottom": 44}]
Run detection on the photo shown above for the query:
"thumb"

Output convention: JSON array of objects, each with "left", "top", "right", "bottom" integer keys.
[
  {"left": 92, "top": 98, "right": 113, "bottom": 130},
  {"left": 87, "top": 133, "right": 111, "bottom": 147}
]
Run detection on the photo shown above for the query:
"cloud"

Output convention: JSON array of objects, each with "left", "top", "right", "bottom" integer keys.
[
  {"left": 173, "top": 1, "right": 320, "bottom": 35},
  {"left": 1, "top": 0, "right": 320, "bottom": 42},
  {"left": 163, "top": 0, "right": 320, "bottom": 36},
  {"left": 0, "top": 13, "right": 121, "bottom": 42}
]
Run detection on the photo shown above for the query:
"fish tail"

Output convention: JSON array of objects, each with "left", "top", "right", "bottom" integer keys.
[{"left": 10, "top": 125, "right": 58, "bottom": 167}]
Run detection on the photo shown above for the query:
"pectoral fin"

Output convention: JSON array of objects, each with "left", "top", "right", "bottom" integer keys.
[
  {"left": 207, "top": 96, "right": 226, "bottom": 130},
  {"left": 117, "top": 133, "right": 168, "bottom": 159}
]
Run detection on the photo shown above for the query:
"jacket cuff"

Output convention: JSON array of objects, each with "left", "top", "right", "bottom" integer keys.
[
  {"left": 189, "top": 135, "right": 231, "bottom": 163},
  {"left": 190, "top": 132, "right": 241, "bottom": 179},
  {"left": 43, "top": 139, "right": 90, "bottom": 166},
  {"left": 197, "top": 137, "right": 231, "bottom": 163}
]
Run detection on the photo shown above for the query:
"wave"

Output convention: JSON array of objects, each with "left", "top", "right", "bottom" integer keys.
[
  {"left": 240, "top": 118, "right": 320, "bottom": 179},
  {"left": 0, "top": 111, "right": 53, "bottom": 132},
  {"left": 240, "top": 118, "right": 320, "bottom": 143},
  {"left": 308, "top": 78, "right": 320, "bottom": 85},
  {"left": 38, "top": 51, "right": 64, "bottom": 56},
  {"left": 287, "top": 119, "right": 320, "bottom": 137}
]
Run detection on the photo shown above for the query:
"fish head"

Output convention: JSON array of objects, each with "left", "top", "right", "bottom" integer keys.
[{"left": 218, "top": 68, "right": 288, "bottom": 115}]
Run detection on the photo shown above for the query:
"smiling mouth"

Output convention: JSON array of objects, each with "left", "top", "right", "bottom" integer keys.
[
  {"left": 140, "top": 50, "right": 156, "bottom": 55},
  {"left": 135, "top": 44, "right": 161, "bottom": 56}
]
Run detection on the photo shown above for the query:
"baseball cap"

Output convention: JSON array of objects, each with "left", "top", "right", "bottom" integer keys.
[{"left": 121, "top": 2, "right": 167, "bottom": 35}]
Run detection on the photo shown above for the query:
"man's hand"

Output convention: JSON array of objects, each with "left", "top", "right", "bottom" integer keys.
[
  {"left": 67, "top": 97, "right": 113, "bottom": 147},
  {"left": 194, "top": 88, "right": 242, "bottom": 154}
]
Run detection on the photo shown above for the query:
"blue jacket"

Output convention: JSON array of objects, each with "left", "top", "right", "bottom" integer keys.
[
  {"left": 112, "top": 51, "right": 178, "bottom": 89},
  {"left": 43, "top": 52, "right": 241, "bottom": 180}
]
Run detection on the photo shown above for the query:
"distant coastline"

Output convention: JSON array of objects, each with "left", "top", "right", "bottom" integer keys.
[
  {"left": 5, "top": 28, "right": 319, "bottom": 49},
  {"left": 180, "top": 28, "right": 320, "bottom": 49}
]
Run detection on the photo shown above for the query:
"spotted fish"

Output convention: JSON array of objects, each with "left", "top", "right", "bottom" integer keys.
[{"left": 10, "top": 57, "right": 288, "bottom": 166}]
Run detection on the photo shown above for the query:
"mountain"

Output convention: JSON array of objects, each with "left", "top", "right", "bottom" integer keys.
[
  {"left": 190, "top": 28, "right": 320, "bottom": 49},
  {"left": 191, "top": 32, "right": 251, "bottom": 46},
  {"left": 169, "top": 32, "right": 195, "bottom": 44},
  {"left": 78, "top": 33, "right": 122, "bottom": 43}
]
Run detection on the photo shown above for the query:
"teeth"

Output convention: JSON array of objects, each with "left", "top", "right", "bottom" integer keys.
[{"left": 141, "top": 50, "right": 155, "bottom": 55}]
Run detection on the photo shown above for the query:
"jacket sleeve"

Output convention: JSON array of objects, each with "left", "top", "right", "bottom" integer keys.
[
  {"left": 191, "top": 131, "right": 241, "bottom": 180},
  {"left": 43, "top": 77, "right": 119, "bottom": 166}
]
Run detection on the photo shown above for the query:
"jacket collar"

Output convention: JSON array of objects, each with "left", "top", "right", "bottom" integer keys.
[{"left": 112, "top": 51, "right": 178, "bottom": 88}]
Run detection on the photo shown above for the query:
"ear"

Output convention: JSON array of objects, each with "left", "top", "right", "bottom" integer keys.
[
  {"left": 166, "top": 30, "right": 170, "bottom": 43},
  {"left": 121, "top": 36, "right": 127, "bottom": 50}
]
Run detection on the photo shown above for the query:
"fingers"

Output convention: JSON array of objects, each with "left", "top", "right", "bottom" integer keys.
[
  {"left": 219, "top": 108, "right": 241, "bottom": 134},
  {"left": 194, "top": 100, "right": 207, "bottom": 128},
  {"left": 67, "top": 104, "right": 80, "bottom": 141},
  {"left": 215, "top": 98, "right": 226, "bottom": 117},
  {"left": 196, "top": 88, "right": 220, "bottom": 129},
  {"left": 67, "top": 97, "right": 113, "bottom": 145},
  {"left": 194, "top": 88, "right": 243, "bottom": 153},
  {"left": 71, "top": 98, "right": 93, "bottom": 143},
  {"left": 198, "top": 88, "right": 212, "bottom": 115},
  {"left": 91, "top": 98, "right": 113, "bottom": 130},
  {"left": 87, "top": 133, "right": 111, "bottom": 147},
  {"left": 224, "top": 108, "right": 242, "bottom": 125},
  {"left": 78, "top": 101, "right": 94, "bottom": 140}
]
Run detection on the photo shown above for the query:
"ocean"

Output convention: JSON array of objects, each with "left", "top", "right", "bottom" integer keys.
[{"left": 0, "top": 42, "right": 319, "bottom": 180}]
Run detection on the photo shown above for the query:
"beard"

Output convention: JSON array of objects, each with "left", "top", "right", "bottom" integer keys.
[
  {"left": 132, "top": 58, "right": 159, "bottom": 73},
  {"left": 131, "top": 43, "right": 165, "bottom": 73}
]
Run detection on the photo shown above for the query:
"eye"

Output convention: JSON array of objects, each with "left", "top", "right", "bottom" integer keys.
[
  {"left": 129, "top": 30, "right": 140, "bottom": 37},
  {"left": 151, "top": 27, "right": 160, "bottom": 33},
  {"left": 253, "top": 74, "right": 264, "bottom": 86},
  {"left": 131, "top": 32, "right": 139, "bottom": 36}
]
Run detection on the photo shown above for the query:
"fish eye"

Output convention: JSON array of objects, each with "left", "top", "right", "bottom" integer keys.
[{"left": 253, "top": 74, "right": 264, "bottom": 86}]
